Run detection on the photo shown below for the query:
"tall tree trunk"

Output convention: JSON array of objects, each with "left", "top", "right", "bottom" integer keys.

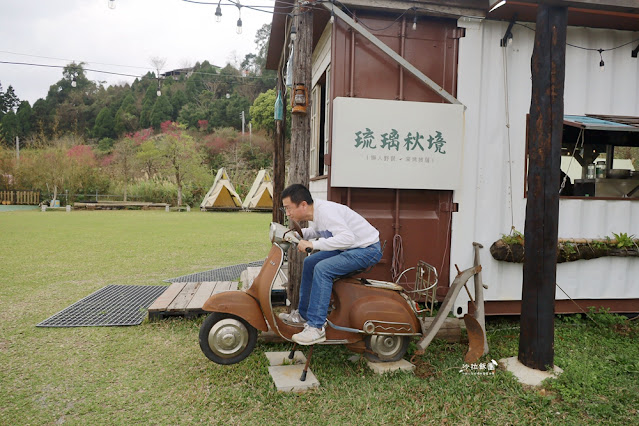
[
  {"left": 287, "top": 3, "right": 313, "bottom": 310},
  {"left": 519, "top": 4, "right": 567, "bottom": 371}
]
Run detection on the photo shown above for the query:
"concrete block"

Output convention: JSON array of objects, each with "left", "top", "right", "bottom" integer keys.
[
  {"left": 367, "top": 359, "right": 415, "bottom": 375},
  {"left": 265, "top": 351, "right": 306, "bottom": 366},
  {"left": 348, "top": 354, "right": 362, "bottom": 363},
  {"left": 499, "top": 356, "right": 563, "bottom": 387},
  {"left": 268, "top": 365, "right": 320, "bottom": 392}
]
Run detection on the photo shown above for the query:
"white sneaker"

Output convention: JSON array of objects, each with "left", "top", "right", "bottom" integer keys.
[
  {"left": 292, "top": 324, "right": 326, "bottom": 345},
  {"left": 278, "top": 309, "right": 306, "bottom": 326}
]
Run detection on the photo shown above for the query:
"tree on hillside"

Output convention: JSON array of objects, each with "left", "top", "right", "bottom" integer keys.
[
  {"left": 93, "top": 107, "right": 115, "bottom": 139},
  {"left": 114, "top": 93, "right": 139, "bottom": 136},
  {"left": 0, "top": 83, "right": 20, "bottom": 115},
  {"left": 139, "top": 84, "right": 158, "bottom": 129},
  {"left": 150, "top": 95, "right": 174, "bottom": 129},
  {"left": 137, "top": 139, "right": 162, "bottom": 179},
  {"left": 111, "top": 137, "right": 138, "bottom": 201},
  {"left": 0, "top": 111, "right": 18, "bottom": 146},
  {"left": 16, "top": 101, "right": 33, "bottom": 139},
  {"left": 157, "top": 122, "right": 207, "bottom": 206},
  {"left": 38, "top": 147, "right": 72, "bottom": 203}
]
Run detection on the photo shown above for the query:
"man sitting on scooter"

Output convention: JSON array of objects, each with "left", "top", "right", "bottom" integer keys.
[{"left": 279, "top": 184, "right": 383, "bottom": 345}]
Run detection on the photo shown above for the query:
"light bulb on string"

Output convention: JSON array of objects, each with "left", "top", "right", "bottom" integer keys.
[
  {"left": 71, "top": 77, "right": 77, "bottom": 88},
  {"left": 215, "top": 1, "right": 222, "bottom": 23},
  {"left": 598, "top": 49, "right": 605, "bottom": 72},
  {"left": 108, "top": 0, "right": 116, "bottom": 10},
  {"left": 290, "top": 24, "right": 297, "bottom": 41},
  {"left": 412, "top": 15, "right": 417, "bottom": 31},
  {"left": 236, "top": 3, "right": 242, "bottom": 34}
]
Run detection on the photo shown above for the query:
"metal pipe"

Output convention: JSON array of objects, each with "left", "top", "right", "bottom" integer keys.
[
  {"left": 399, "top": 16, "right": 405, "bottom": 100},
  {"left": 394, "top": 189, "right": 400, "bottom": 232},
  {"left": 349, "top": 11, "right": 356, "bottom": 97}
]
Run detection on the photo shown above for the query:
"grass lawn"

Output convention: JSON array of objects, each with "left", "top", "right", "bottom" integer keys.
[{"left": 1, "top": 210, "right": 638, "bottom": 424}]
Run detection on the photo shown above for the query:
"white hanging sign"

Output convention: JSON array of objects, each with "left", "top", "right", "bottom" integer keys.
[{"left": 331, "top": 97, "right": 465, "bottom": 190}]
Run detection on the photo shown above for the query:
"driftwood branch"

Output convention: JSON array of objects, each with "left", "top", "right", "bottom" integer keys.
[{"left": 490, "top": 238, "right": 639, "bottom": 263}]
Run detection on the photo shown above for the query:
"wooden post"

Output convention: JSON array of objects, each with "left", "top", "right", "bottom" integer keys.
[
  {"left": 519, "top": 4, "right": 567, "bottom": 371},
  {"left": 287, "top": 3, "right": 313, "bottom": 309}
]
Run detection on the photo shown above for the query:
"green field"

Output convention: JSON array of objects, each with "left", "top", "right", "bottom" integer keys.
[{"left": 1, "top": 210, "right": 637, "bottom": 424}]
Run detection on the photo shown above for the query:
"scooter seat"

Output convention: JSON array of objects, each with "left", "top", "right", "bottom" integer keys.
[{"left": 362, "top": 279, "right": 404, "bottom": 291}]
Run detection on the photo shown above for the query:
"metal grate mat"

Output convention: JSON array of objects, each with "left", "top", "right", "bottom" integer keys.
[
  {"left": 37, "top": 285, "right": 168, "bottom": 327},
  {"left": 164, "top": 260, "right": 265, "bottom": 283}
]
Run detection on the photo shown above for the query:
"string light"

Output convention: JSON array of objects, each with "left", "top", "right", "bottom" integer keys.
[
  {"left": 215, "top": 0, "right": 222, "bottom": 22},
  {"left": 290, "top": 23, "right": 297, "bottom": 41},
  {"left": 412, "top": 15, "right": 417, "bottom": 31},
  {"left": 108, "top": 0, "right": 116, "bottom": 10},
  {"left": 598, "top": 49, "right": 605, "bottom": 72},
  {"left": 236, "top": 2, "right": 243, "bottom": 34},
  {"left": 71, "top": 77, "right": 77, "bottom": 88}
]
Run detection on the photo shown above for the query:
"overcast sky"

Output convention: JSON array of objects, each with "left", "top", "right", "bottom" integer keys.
[{"left": 0, "top": 0, "right": 275, "bottom": 105}]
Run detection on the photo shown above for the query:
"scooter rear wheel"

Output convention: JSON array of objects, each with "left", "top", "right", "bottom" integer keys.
[
  {"left": 364, "top": 335, "right": 410, "bottom": 362},
  {"left": 199, "top": 312, "right": 257, "bottom": 365}
]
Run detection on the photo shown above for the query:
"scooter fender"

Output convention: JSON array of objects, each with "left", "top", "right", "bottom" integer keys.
[{"left": 202, "top": 291, "right": 268, "bottom": 332}]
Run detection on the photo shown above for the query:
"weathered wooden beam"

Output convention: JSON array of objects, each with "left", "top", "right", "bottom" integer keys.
[
  {"left": 336, "top": 0, "right": 487, "bottom": 18},
  {"left": 519, "top": 4, "right": 567, "bottom": 371},
  {"left": 287, "top": 2, "right": 313, "bottom": 309}
]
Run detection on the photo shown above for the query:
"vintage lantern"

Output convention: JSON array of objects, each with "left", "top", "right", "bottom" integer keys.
[{"left": 291, "top": 84, "right": 308, "bottom": 115}]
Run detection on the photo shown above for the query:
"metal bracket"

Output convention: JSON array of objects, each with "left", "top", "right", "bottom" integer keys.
[{"left": 500, "top": 15, "right": 517, "bottom": 47}]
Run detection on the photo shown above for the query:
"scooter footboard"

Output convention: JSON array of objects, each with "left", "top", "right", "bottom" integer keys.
[{"left": 202, "top": 291, "right": 268, "bottom": 332}]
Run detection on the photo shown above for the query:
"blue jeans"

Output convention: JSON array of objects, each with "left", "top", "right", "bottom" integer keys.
[{"left": 298, "top": 241, "right": 382, "bottom": 328}]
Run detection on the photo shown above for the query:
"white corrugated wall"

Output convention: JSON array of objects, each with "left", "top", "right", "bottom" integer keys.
[{"left": 452, "top": 17, "right": 639, "bottom": 316}]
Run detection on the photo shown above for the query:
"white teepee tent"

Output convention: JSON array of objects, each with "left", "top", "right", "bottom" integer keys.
[
  {"left": 242, "top": 169, "right": 273, "bottom": 210},
  {"left": 200, "top": 168, "right": 242, "bottom": 210}
]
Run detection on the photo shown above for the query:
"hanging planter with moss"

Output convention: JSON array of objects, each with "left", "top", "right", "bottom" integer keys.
[{"left": 490, "top": 232, "right": 639, "bottom": 263}]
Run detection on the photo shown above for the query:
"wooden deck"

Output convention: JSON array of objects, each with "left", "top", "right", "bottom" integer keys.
[
  {"left": 148, "top": 264, "right": 289, "bottom": 320},
  {"left": 147, "top": 281, "right": 238, "bottom": 320}
]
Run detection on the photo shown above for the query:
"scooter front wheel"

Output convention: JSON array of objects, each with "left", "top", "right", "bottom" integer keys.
[
  {"left": 199, "top": 312, "right": 257, "bottom": 365},
  {"left": 364, "top": 335, "right": 410, "bottom": 362}
]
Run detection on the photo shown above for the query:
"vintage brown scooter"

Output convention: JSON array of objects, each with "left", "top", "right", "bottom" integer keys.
[{"left": 199, "top": 223, "right": 487, "bottom": 379}]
